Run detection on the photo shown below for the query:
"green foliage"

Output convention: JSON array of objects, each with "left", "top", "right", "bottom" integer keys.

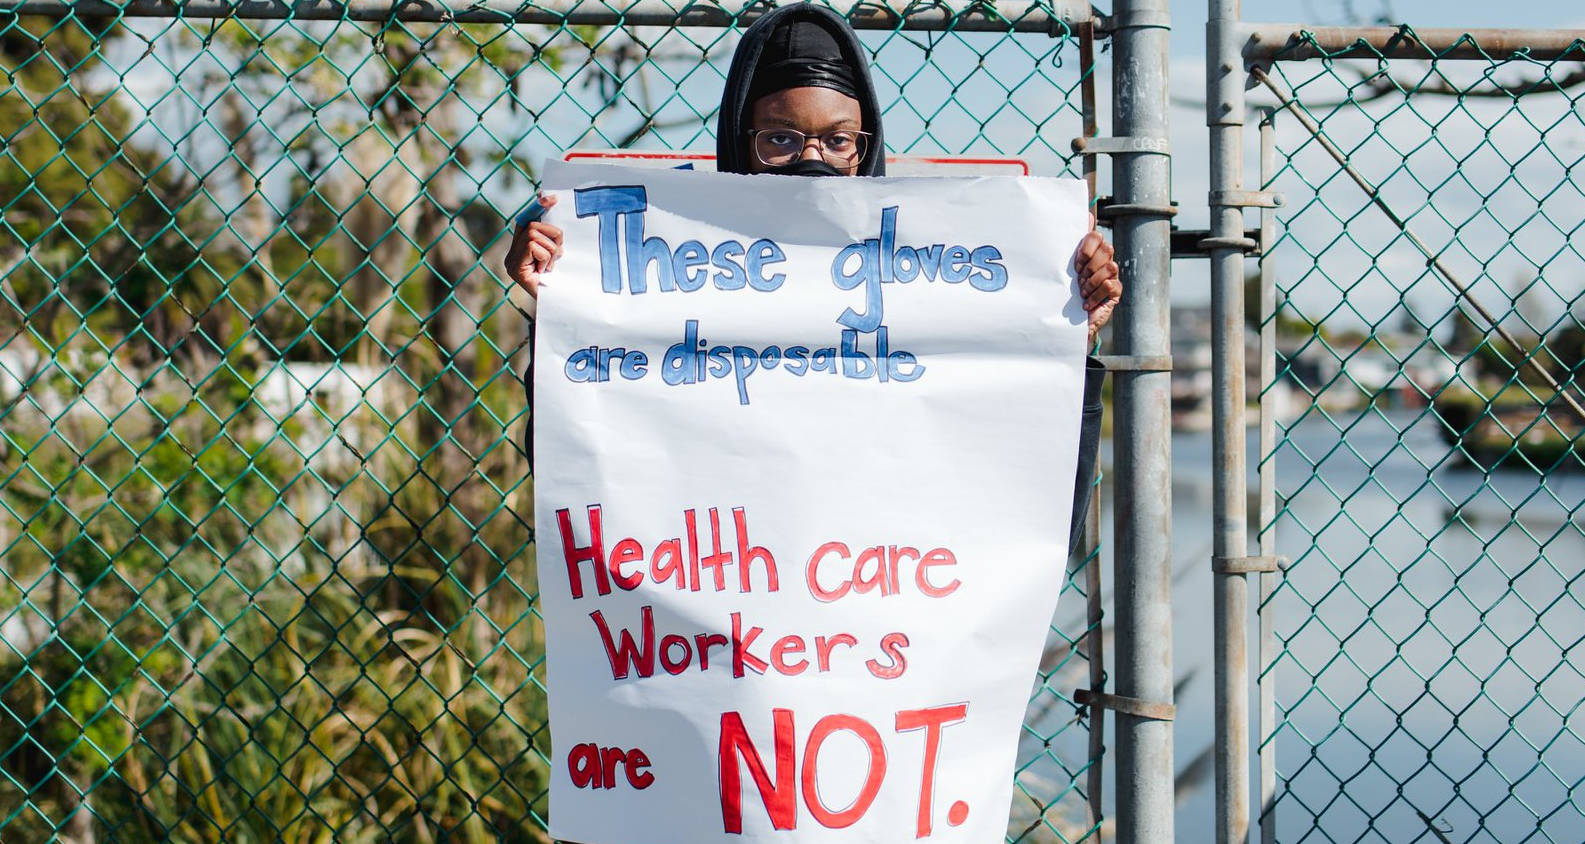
[
  {"left": 0, "top": 347, "right": 548, "bottom": 839},
  {"left": 2, "top": 11, "right": 546, "bottom": 840}
]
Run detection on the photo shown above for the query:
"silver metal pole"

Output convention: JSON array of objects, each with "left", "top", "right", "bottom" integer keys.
[
  {"left": 1111, "top": 0, "right": 1176, "bottom": 841},
  {"left": 0, "top": 0, "right": 1094, "bottom": 29},
  {"left": 1257, "top": 109, "right": 1278, "bottom": 844},
  {"left": 1208, "top": 0, "right": 1251, "bottom": 842}
]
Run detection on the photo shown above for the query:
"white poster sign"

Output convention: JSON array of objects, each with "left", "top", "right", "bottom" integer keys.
[{"left": 533, "top": 160, "right": 1090, "bottom": 844}]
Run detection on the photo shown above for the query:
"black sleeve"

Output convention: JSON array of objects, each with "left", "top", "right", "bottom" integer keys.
[{"left": 1068, "top": 356, "right": 1106, "bottom": 553}]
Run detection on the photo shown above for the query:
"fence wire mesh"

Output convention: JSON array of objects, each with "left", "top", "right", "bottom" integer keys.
[
  {"left": 1257, "top": 30, "right": 1585, "bottom": 843},
  {"left": 0, "top": 3, "right": 1103, "bottom": 841}
]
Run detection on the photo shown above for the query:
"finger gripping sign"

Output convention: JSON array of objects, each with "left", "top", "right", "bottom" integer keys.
[{"left": 534, "top": 160, "right": 1090, "bottom": 844}]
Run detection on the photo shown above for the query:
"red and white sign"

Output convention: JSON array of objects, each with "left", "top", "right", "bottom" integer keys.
[{"left": 533, "top": 160, "right": 1087, "bottom": 844}]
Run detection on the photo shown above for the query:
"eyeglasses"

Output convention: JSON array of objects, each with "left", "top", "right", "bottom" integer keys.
[{"left": 748, "top": 128, "right": 872, "bottom": 169}]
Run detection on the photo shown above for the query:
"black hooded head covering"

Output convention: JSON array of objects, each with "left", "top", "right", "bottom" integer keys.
[{"left": 716, "top": 3, "right": 886, "bottom": 176}]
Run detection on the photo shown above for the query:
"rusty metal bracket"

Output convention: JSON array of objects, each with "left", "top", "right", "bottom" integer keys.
[
  {"left": 1093, "top": 195, "right": 1181, "bottom": 222},
  {"left": 1199, "top": 235, "right": 1260, "bottom": 253},
  {"left": 1100, "top": 202, "right": 1180, "bottom": 220},
  {"left": 1171, "top": 227, "right": 1263, "bottom": 257},
  {"left": 1210, "top": 189, "right": 1284, "bottom": 208},
  {"left": 1072, "top": 136, "right": 1171, "bottom": 157},
  {"left": 1095, "top": 354, "right": 1173, "bottom": 372},
  {"left": 1212, "top": 555, "right": 1283, "bottom": 574},
  {"left": 1075, "top": 688, "right": 1177, "bottom": 721}
]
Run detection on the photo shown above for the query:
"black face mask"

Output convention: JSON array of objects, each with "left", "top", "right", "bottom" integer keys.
[{"left": 764, "top": 158, "right": 845, "bottom": 177}]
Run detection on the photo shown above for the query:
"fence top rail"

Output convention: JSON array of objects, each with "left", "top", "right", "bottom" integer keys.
[
  {"left": 0, "top": 0, "right": 1094, "bottom": 30},
  {"left": 1240, "top": 23, "right": 1585, "bottom": 63}
]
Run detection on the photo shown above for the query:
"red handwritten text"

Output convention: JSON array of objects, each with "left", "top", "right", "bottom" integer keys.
[
  {"left": 718, "top": 704, "right": 970, "bottom": 836},
  {"left": 558, "top": 505, "right": 779, "bottom": 599},
  {"left": 588, "top": 606, "right": 908, "bottom": 681},
  {"left": 567, "top": 742, "right": 654, "bottom": 790},
  {"left": 805, "top": 542, "right": 961, "bottom": 602}
]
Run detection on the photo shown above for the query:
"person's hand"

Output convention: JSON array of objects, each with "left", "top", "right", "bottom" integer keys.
[
  {"left": 1076, "top": 212, "right": 1120, "bottom": 348},
  {"left": 504, "top": 192, "right": 563, "bottom": 298}
]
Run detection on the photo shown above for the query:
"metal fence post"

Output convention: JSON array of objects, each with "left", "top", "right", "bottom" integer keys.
[
  {"left": 1255, "top": 106, "right": 1278, "bottom": 844},
  {"left": 1109, "top": 0, "right": 1176, "bottom": 841},
  {"left": 1207, "top": 1, "right": 1253, "bottom": 842}
]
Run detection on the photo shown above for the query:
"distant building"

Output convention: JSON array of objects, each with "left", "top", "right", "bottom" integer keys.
[{"left": 1169, "top": 305, "right": 1300, "bottom": 431}]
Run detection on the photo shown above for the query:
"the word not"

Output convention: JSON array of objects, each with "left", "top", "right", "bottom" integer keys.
[
  {"left": 574, "top": 185, "right": 786, "bottom": 295},
  {"left": 720, "top": 704, "right": 970, "bottom": 837},
  {"left": 567, "top": 742, "right": 654, "bottom": 790},
  {"left": 557, "top": 504, "right": 778, "bottom": 599}
]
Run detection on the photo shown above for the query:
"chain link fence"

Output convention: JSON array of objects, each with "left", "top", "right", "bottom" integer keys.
[
  {"left": 1255, "top": 29, "right": 1585, "bottom": 843},
  {"left": 0, "top": 2, "right": 1104, "bottom": 841}
]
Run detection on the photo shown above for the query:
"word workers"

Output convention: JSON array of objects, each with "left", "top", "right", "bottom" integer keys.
[{"left": 555, "top": 504, "right": 962, "bottom": 682}]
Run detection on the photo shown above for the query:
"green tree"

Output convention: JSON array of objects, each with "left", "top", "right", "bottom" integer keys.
[{"left": 0, "top": 12, "right": 599, "bottom": 839}]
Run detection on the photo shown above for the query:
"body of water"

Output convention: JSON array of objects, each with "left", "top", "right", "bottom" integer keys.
[{"left": 1054, "top": 407, "right": 1584, "bottom": 842}]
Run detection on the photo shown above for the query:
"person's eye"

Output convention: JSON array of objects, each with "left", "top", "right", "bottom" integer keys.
[
  {"left": 764, "top": 131, "right": 801, "bottom": 149},
  {"left": 824, "top": 132, "right": 856, "bottom": 151}
]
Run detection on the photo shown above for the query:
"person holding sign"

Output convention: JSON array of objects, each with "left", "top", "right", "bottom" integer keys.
[
  {"left": 507, "top": 3, "right": 1119, "bottom": 550},
  {"left": 515, "top": 6, "right": 1115, "bottom": 843}
]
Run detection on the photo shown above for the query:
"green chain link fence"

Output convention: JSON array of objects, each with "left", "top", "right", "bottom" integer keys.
[
  {"left": 0, "top": 3, "right": 1104, "bottom": 840},
  {"left": 1258, "top": 30, "right": 1585, "bottom": 842}
]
